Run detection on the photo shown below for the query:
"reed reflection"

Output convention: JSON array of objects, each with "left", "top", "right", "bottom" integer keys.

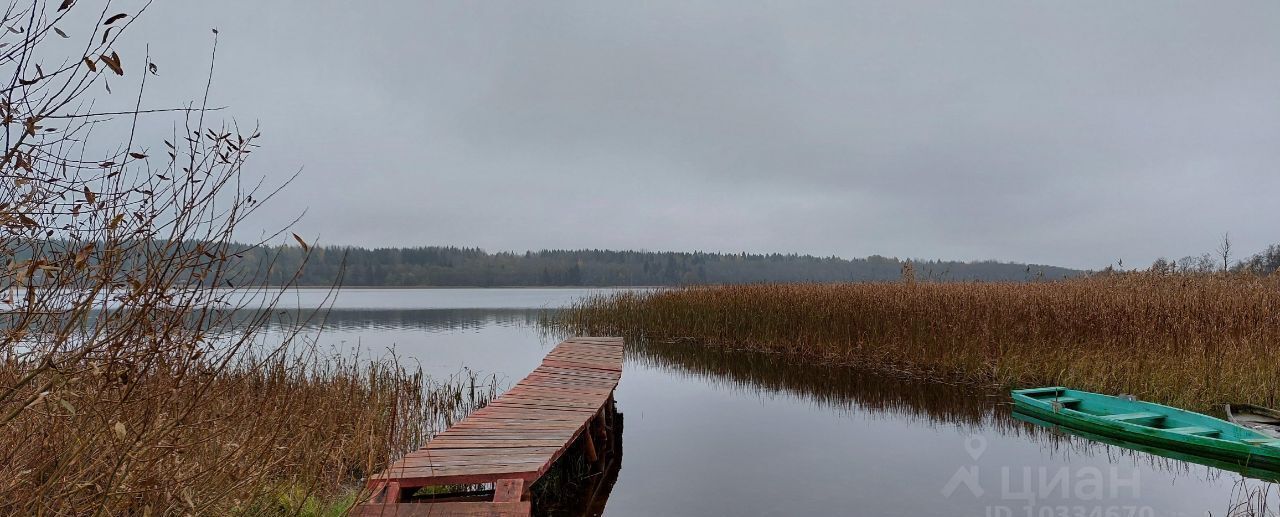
[
  {"left": 272, "top": 308, "right": 547, "bottom": 332},
  {"left": 624, "top": 336, "right": 1280, "bottom": 490}
]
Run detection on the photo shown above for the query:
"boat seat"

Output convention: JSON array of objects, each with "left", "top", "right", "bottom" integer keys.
[
  {"left": 1102, "top": 412, "right": 1165, "bottom": 424},
  {"left": 1048, "top": 397, "right": 1082, "bottom": 406},
  {"left": 1020, "top": 387, "right": 1066, "bottom": 396},
  {"left": 1166, "top": 426, "right": 1220, "bottom": 437}
]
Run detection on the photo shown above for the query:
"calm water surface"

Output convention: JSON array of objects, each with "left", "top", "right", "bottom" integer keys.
[{"left": 278, "top": 288, "right": 1263, "bottom": 516}]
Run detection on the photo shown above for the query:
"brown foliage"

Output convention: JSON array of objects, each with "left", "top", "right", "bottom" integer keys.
[
  {"left": 556, "top": 274, "right": 1280, "bottom": 410},
  {"left": 0, "top": 1, "right": 484, "bottom": 514}
]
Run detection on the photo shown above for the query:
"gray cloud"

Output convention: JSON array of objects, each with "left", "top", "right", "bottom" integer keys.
[{"left": 107, "top": 0, "right": 1280, "bottom": 268}]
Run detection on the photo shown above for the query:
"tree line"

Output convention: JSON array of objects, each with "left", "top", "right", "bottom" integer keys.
[
  {"left": 1147, "top": 234, "right": 1280, "bottom": 275},
  {"left": 231, "top": 245, "right": 1084, "bottom": 287}
]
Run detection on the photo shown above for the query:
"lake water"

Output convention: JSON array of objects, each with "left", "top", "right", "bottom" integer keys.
[{"left": 277, "top": 288, "right": 1267, "bottom": 516}]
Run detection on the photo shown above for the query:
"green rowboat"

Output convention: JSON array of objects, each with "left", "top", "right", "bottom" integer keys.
[{"left": 1012, "top": 387, "right": 1280, "bottom": 471}]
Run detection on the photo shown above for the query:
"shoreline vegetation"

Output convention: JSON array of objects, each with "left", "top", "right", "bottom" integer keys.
[
  {"left": 231, "top": 245, "right": 1084, "bottom": 287},
  {"left": 552, "top": 272, "right": 1280, "bottom": 411},
  {"left": 0, "top": 2, "right": 496, "bottom": 513},
  {"left": 1, "top": 348, "right": 494, "bottom": 515}
]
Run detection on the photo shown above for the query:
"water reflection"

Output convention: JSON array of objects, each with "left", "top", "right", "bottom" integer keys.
[
  {"left": 1014, "top": 411, "right": 1280, "bottom": 483},
  {"left": 277, "top": 308, "right": 546, "bottom": 333},
  {"left": 625, "top": 337, "right": 1273, "bottom": 493},
  {"left": 154, "top": 286, "right": 1278, "bottom": 516},
  {"left": 627, "top": 338, "right": 1009, "bottom": 431}
]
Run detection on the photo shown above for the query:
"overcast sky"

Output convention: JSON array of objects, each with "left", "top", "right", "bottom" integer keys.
[{"left": 108, "top": 1, "right": 1280, "bottom": 269}]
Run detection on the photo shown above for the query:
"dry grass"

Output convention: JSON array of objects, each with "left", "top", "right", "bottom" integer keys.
[
  {"left": 554, "top": 273, "right": 1280, "bottom": 410},
  {"left": 0, "top": 320, "right": 496, "bottom": 515},
  {"left": 0, "top": 347, "right": 454, "bottom": 515},
  {"left": 1221, "top": 480, "right": 1280, "bottom": 517}
]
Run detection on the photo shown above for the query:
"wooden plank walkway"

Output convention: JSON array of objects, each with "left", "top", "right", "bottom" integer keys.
[{"left": 361, "top": 337, "right": 624, "bottom": 516}]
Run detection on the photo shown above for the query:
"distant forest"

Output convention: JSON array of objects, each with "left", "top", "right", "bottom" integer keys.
[{"left": 233, "top": 246, "right": 1083, "bottom": 287}]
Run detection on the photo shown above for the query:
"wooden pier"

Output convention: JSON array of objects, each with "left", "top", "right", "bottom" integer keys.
[{"left": 360, "top": 337, "right": 624, "bottom": 516}]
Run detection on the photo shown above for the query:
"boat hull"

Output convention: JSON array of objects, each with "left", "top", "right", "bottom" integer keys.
[{"left": 1012, "top": 411, "right": 1280, "bottom": 482}]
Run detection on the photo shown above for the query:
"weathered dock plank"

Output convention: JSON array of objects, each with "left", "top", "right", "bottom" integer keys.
[{"left": 362, "top": 337, "right": 624, "bottom": 515}]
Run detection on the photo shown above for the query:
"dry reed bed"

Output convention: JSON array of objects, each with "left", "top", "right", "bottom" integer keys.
[
  {"left": 0, "top": 348, "right": 493, "bottom": 515},
  {"left": 555, "top": 274, "right": 1280, "bottom": 410}
]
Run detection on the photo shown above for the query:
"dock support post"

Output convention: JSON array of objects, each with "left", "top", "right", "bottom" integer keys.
[
  {"left": 371, "top": 481, "right": 402, "bottom": 504},
  {"left": 494, "top": 478, "right": 527, "bottom": 502},
  {"left": 584, "top": 425, "right": 599, "bottom": 464}
]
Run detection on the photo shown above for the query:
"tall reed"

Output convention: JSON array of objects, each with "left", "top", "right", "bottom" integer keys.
[{"left": 553, "top": 274, "right": 1280, "bottom": 410}]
